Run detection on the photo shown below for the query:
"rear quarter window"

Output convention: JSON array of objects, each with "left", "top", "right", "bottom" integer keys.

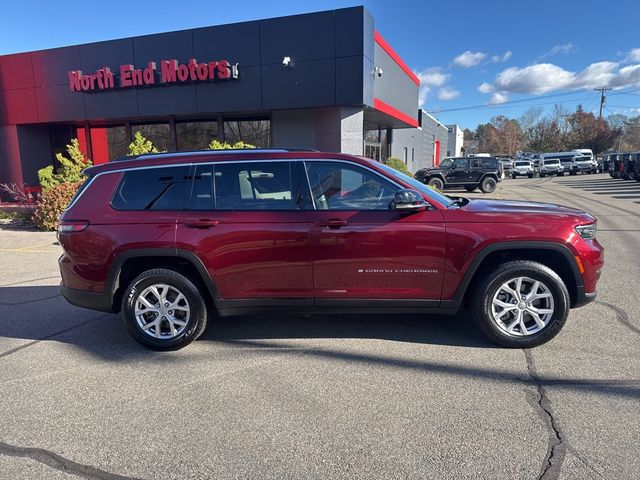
[{"left": 111, "top": 166, "right": 191, "bottom": 210}]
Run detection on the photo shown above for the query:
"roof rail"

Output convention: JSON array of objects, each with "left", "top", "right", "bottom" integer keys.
[{"left": 111, "top": 148, "right": 319, "bottom": 162}]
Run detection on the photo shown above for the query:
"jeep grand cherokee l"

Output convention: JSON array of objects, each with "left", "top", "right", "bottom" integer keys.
[{"left": 58, "top": 150, "right": 604, "bottom": 350}]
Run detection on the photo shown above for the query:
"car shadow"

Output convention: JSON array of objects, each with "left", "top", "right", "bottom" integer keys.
[
  {"left": 2, "top": 285, "right": 638, "bottom": 400},
  {"left": 0, "top": 285, "right": 494, "bottom": 361}
]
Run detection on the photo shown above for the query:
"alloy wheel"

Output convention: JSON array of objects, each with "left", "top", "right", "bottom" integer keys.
[
  {"left": 134, "top": 284, "right": 191, "bottom": 339},
  {"left": 490, "top": 276, "right": 555, "bottom": 336}
]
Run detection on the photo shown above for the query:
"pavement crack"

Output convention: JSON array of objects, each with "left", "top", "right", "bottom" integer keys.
[
  {"left": 0, "top": 440, "right": 143, "bottom": 480},
  {"left": 595, "top": 301, "right": 640, "bottom": 336},
  {"left": 523, "top": 349, "right": 566, "bottom": 480}
]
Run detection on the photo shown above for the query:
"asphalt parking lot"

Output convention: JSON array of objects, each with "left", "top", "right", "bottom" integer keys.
[{"left": 0, "top": 173, "right": 638, "bottom": 480}]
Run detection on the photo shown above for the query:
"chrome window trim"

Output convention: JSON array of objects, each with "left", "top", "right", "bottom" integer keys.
[{"left": 66, "top": 158, "right": 405, "bottom": 211}]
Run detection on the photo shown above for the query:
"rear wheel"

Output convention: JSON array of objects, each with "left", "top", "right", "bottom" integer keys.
[
  {"left": 427, "top": 177, "right": 444, "bottom": 190},
  {"left": 479, "top": 176, "right": 497, "bottom": 193},
  {"left": 122, "top": 268, "right": 208, "bottom": 350},
  {"left": 472, "top": 261, "right": 569, "bottom": 348}
]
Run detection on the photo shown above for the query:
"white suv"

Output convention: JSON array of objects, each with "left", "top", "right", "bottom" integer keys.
[
  {"left": 540, "top": 158, "right": 564, "bottom": 177},
  {"left": 512, "top": 160, "right": 535, "bottom": 178}
]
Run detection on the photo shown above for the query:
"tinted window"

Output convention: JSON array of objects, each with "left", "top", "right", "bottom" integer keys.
[
  {"left": 214, "top": 162, "right": 296, "bottom": 211},
  {"left": 454, "top": 158, "right": 468, "bottom": 169},
  {"left": 189, "top": 164, "right": 214, "bottom": 210},
  {"left": 470, "top": 159, "right": 482, "bottom": 168},
  {"left": 112, "top": 166, "right": 191, "bottom": 210},
  {"left": 481, "top": 158, "right": 498, "bottom": 168},
  {"left": 305, "top": 161, "right": 397, "bottom": 211}
]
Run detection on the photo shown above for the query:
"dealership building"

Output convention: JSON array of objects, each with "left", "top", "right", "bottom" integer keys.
[{"left": 0, "top": 6, "right": 434, "bottom": 190}]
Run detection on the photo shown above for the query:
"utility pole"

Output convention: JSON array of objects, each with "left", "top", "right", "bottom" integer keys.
[{"left": 594, "top": 87, "right": 612, "bottom": 123}]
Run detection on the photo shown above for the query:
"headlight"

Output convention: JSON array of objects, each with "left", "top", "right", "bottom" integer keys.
[{"left": 575, "top": 223, "right": 596, "bottom": 239}]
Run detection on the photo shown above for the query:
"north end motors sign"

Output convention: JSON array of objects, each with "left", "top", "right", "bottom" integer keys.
[{"left": 68, "top": 58, "right": 239, "bottom": 92}]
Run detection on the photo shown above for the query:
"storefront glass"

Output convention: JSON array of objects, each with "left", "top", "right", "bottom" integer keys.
[
  {"left": 176, "top": 121, "right": 218, "bottom": 151},
  {"left": 224, "top": 120, "right": 270, "bottom": 147},
  {"left": 131, "top": 124, "right": 171, "bottom": 152}
]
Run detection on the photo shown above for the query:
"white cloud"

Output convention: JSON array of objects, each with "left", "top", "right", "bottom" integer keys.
[
  {"left": 437, "top": 87, "right": 460, "bottom": 101},
  {"left": 488, "top": 93, "right": 508, "bottom": 104},
  {"left": 624, "top": 48, "right": 640, "bottom": 62},
  {"left": 478, "top": 82, "right": 493, "bottom": 94},
  {"left": 478, "top": 59, "right": 640, "bottom": 103},
  {"left": 491, "top": 51, "right": 512, "bottom": 63},
  {"left": 538, "top": 43, "right": 575, "bottom": 60},
  {"left": 453, "top": 50, "right": 487, "bottom": 68},
  {"left": 416, "top": 67, "right": 450, "bottom": 106},
  {"left": 493, "top": 63, "right": 575, "bottom": 94}
]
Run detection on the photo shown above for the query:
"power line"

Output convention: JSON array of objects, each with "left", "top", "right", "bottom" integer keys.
[
  {"left": 428, "top": 90, "right": 591, "bottom": 114},
  {"left": 594, "top": 86, "right": 612, "bottom": 122}
]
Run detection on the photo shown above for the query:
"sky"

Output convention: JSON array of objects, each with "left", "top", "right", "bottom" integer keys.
[{"left": 1, "top": 0, "right": 639, "bottom": 130}]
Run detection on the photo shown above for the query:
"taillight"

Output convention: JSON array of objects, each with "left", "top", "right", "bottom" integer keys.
[{"left": 57, "top": 221, "right": 89, "bottom": 233}]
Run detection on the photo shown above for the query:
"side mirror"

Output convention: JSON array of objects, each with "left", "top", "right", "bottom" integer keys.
[{"left": 392, "top": 189, "right": 427, "bottom": 212}]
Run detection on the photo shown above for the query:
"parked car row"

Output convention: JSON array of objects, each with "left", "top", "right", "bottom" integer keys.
[
  {"left": 605, "top": 152, "right": 640, "bottom": 181},
  {"left": 499, "top": 150, "right": 599, "bottom": 179}
]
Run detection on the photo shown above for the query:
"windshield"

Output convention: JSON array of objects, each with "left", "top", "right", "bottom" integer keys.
[
  {"left": 543, "top": 159, "right": 559, "bottom": 165},
  {"left": 575, "top": 156, "right": 590, "bottom": 162},
  {"left": 515, "top": 161, "right": 529, "bottom": 166},
  {"left": 375, "top": 162, "right": 455, "bottom": 207},
  {"left": 439, "top": 158, "right": 454, "bottom": 168}
]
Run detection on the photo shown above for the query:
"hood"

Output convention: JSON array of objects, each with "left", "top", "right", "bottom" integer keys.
[{"left": 445, "top": 198, "right": 595, "bottom": 223}]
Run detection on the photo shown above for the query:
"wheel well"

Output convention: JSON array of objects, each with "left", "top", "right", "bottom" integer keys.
[
  {"left": 462, "top": 249, "right": 578, "bottom": 307},
  {"left": 111, "top": 256, "right": 215, "bottom": 313}
]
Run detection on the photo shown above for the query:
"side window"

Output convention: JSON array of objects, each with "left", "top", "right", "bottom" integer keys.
[
  {"left": 214, "top": 161, "right": 297, "bottom": 211},
  {"left": 188, "top": 164, "right": 213, "bottom": 210},
  {"left": 304, "top": 161, "right": 397, "bottom": 211},
  {"left": 111, "top": 166, "right": 190, "bottom": 210},
  {"left": 454, "top": 158, "right": 469, "bottom": 169},
  {"left": 471, "top": 159, "right": 482, "bottom": 168}
]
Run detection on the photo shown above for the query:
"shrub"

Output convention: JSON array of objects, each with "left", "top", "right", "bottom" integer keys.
[
  {"left": 208, "top": 139, "right": 256, "bottom": 150},
  {"left": 38, "top": 139, "right": 90, "bottom": 190},
  {"left": 128, "top": 131, "right": 160, "bottom": 155},
  {"left": 32, "top": 181, "right": 82, "bottom": 231},
  {"left": 0, "top": 182, "right": 41, "bottom": 206},
  {"left": 384, "top": 157, "right": 412, "bottom": 176}
]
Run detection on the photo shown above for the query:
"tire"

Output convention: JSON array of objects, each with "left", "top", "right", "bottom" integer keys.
[
  {"left": 511, "top": 174, "right": 516, "bottom": 179},
  {"left": 527, "top": 173, "right": 533, "bottom": 178},
  {"left": 122, "top": 268, "right": 208, "bottom": 350},
  {"left": 479, "top": 176, "right": 497, "bottom": 193},
  {"left": 540, "top": 173, "right": 545, "bottom": 178},
  {"left": 570, "top": 171, "right": 577, "bottom": 176},
  {"left": 557, "top": 172, "right": 563, "bottom": 177},
  {"left": 471, "top": 260, "right": 570, "bottom": 348},
  {"left": 464, "top": 185, "right": 477, "bottom": 192},
  {"left": 427, "top": 177, "right": 444, "bottom": 190}
]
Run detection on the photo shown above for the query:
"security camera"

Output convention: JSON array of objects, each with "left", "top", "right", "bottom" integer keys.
[
  {"left": 374, "top": 66, "right": 383, "bottom": 77},
  {"left": 282, "top": 56, "right": 291, "bottom": 67}
]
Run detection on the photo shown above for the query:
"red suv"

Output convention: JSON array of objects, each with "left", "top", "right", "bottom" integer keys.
[{"left": 58, "top": 150, "right": 604, "bottom": 350}]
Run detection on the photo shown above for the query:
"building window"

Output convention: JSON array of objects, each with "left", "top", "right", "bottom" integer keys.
[
  {"left": 176, "top": 121, "right": 218, "bottom": 151},
  {"left": 411, "top": 148, "right": 415, "bottom": 164},
  {"left": 131, "top": 123, "right": 171, "bottom": 152},
  {"left": 403, "top": 147, "right": 408, "bottom": 164},
  {"left": 223, "top": 119, "right": 270, "bottom": 147}
]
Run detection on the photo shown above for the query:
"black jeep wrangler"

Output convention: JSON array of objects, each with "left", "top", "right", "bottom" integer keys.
[{"left": 414, "top": 156, "right": 503, "bottom": 193}]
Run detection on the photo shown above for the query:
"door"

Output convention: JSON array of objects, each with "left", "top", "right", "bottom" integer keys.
[
  {"left": 468, "top": 158, "right": 483, "bottom": 182},
  {"left": 176, "top": 161, "right": 313, "bottom": 300},
  {"left": 303, "top": 160, "right": 446, "bottom": 301},
  {"left": 449, "top": 157, "right": 470, "bottom": 184}
]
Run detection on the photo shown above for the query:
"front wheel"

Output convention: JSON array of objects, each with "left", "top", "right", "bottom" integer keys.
[
  {"left": 427, "top": 177, "right": 445, "bottom": 190},
  {"left": 122, "top": 268, "right": 208, "bottom": 350},
  {"left": 472, "top": 260, "right": 569, "bottom": 348},
  {"left": 479, "top": 176, "right": 497, "bottom": 193}
]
